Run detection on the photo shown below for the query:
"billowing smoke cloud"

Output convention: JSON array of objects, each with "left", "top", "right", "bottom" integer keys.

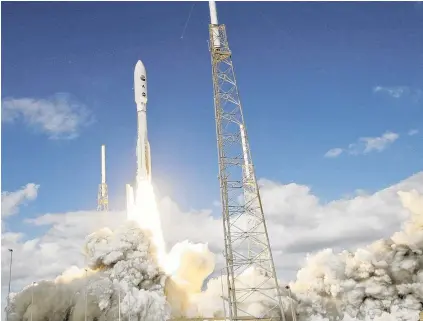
[
  {"left": 290, "top": 190, "right": 423, "bottom": 320},
  {"left": 188, "top": 266, "right": 298, "bottom": 320},
  {"left": 7, "top": 221, "right": 170, "bottom": 321},
  {"left": 6, "top": 190, "right": 423, "bottom": 321}
]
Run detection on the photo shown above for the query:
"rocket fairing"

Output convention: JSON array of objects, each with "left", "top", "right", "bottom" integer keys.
[{"left": 126, "top": 59, "right": 152, "bottom": 210}]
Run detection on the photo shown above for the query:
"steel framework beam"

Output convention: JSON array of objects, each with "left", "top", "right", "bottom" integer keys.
[{"left": 209, "top": 23, "right": 286, "bottom": 321}]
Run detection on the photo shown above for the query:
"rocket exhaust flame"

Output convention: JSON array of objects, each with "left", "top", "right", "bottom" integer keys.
[{"left": 127, "top": 180, "right": 167, "bottom": 269}]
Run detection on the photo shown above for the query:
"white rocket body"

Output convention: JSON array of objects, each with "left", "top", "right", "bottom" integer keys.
[
  {"left": 126, "top": 60, "right": 152, "bottom": 211},
  {"left": 134, "top": 60, "right": 152, "bottom": 183}
]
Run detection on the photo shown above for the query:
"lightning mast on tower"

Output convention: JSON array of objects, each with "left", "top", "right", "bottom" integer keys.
[
  {"left": 97, "top": 144, "right": 109, "bottom": 211},
  {"left": 208, "top": 1, "right": 286, "bottom": 320}
]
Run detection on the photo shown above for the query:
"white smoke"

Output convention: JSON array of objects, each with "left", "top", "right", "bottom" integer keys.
[
  {"left": 163, "top": 241, "right": 216, "bottom": 317},
  {"left": 7, "top": 221, "right": 170, "bottom": 321},
  {"left": 6, "top": 190, "right": 423, "bottom": 321},
  {"left": 188, "top": 266, "right": 297, "bottom": 320},
  {"left": 290, "top": 190, "right": 423, "bottom": 321}
]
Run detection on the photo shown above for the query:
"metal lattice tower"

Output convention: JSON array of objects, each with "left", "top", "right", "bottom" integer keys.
[
  {"left": 97, "top": 144, "right": 109, "bottom": 211},
  {"left": 208, "top": 2, "right": 286, "bottom": 321}
]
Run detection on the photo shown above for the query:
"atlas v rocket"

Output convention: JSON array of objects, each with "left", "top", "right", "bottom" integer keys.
[{"left": 126, "top": 60, "right": 152, "bottom": 210}]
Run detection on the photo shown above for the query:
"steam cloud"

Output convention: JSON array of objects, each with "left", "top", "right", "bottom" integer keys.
[
  {"left": 291, "top": 190, "right": 423, "bottom": 321},
  {"left": 7, "top": 222, "right": 170, "bottom": 321},
  {"left": 5, "top": 190, "right": 423, "bottom": 321}
]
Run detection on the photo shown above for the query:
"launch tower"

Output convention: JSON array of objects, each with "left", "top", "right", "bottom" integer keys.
[
  {"left": 208, "top": 1, "right": 286, "bottom": 320},
  {"left": 97, "top": 144, "right": 109, "bottom": 211}
]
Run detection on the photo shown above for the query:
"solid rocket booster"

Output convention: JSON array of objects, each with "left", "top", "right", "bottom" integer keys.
[{"left": 126, "top": 60, "right": 152, "bottom": 210}]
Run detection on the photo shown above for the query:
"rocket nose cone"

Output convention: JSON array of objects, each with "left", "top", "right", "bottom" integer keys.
[
  {"left": 135, "top": 60, "right": 145, "bottom": 72},
  {"left": 134, "top": 60, "right": 146, "bottom": 80}
]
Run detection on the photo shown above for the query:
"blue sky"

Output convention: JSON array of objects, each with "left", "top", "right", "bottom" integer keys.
[{"left": 2, "top": 1, "right": 422, "bottom": 232}]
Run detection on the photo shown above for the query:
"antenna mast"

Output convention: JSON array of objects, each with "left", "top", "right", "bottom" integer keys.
[
  {"left": 97, "top": 144, "right": 109, "bottom": 211},
  {"left": 208, "top": 1, "right": 286, "bottom": 320}
]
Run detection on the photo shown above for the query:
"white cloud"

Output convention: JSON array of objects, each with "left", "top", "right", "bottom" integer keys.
[
  {"left": 360, "top": 131, "right": 399, "bottom": 153},
  {"left": 1, "top": 183, "right": 39, "bottom": 218},
  {"left": 2, "top": 171, "right": 423, "bottom": 310},
  {"left": 1, "top": 94, "right": 93, "bottom": 139},
  {"left": 408, "top": 129, "right": 419, "bottom": 136},
  {"left": 373, "top": 86, "right": 408, "bottom": 98},
  {"left": 324, "top": 148, "right": 343, "bottom": 158},
  {"left": 324, "top": 131, "right": 399, "bottom": 157},
  {"left": 373, "top": 85, "right": 422, "bottom": 102}
]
